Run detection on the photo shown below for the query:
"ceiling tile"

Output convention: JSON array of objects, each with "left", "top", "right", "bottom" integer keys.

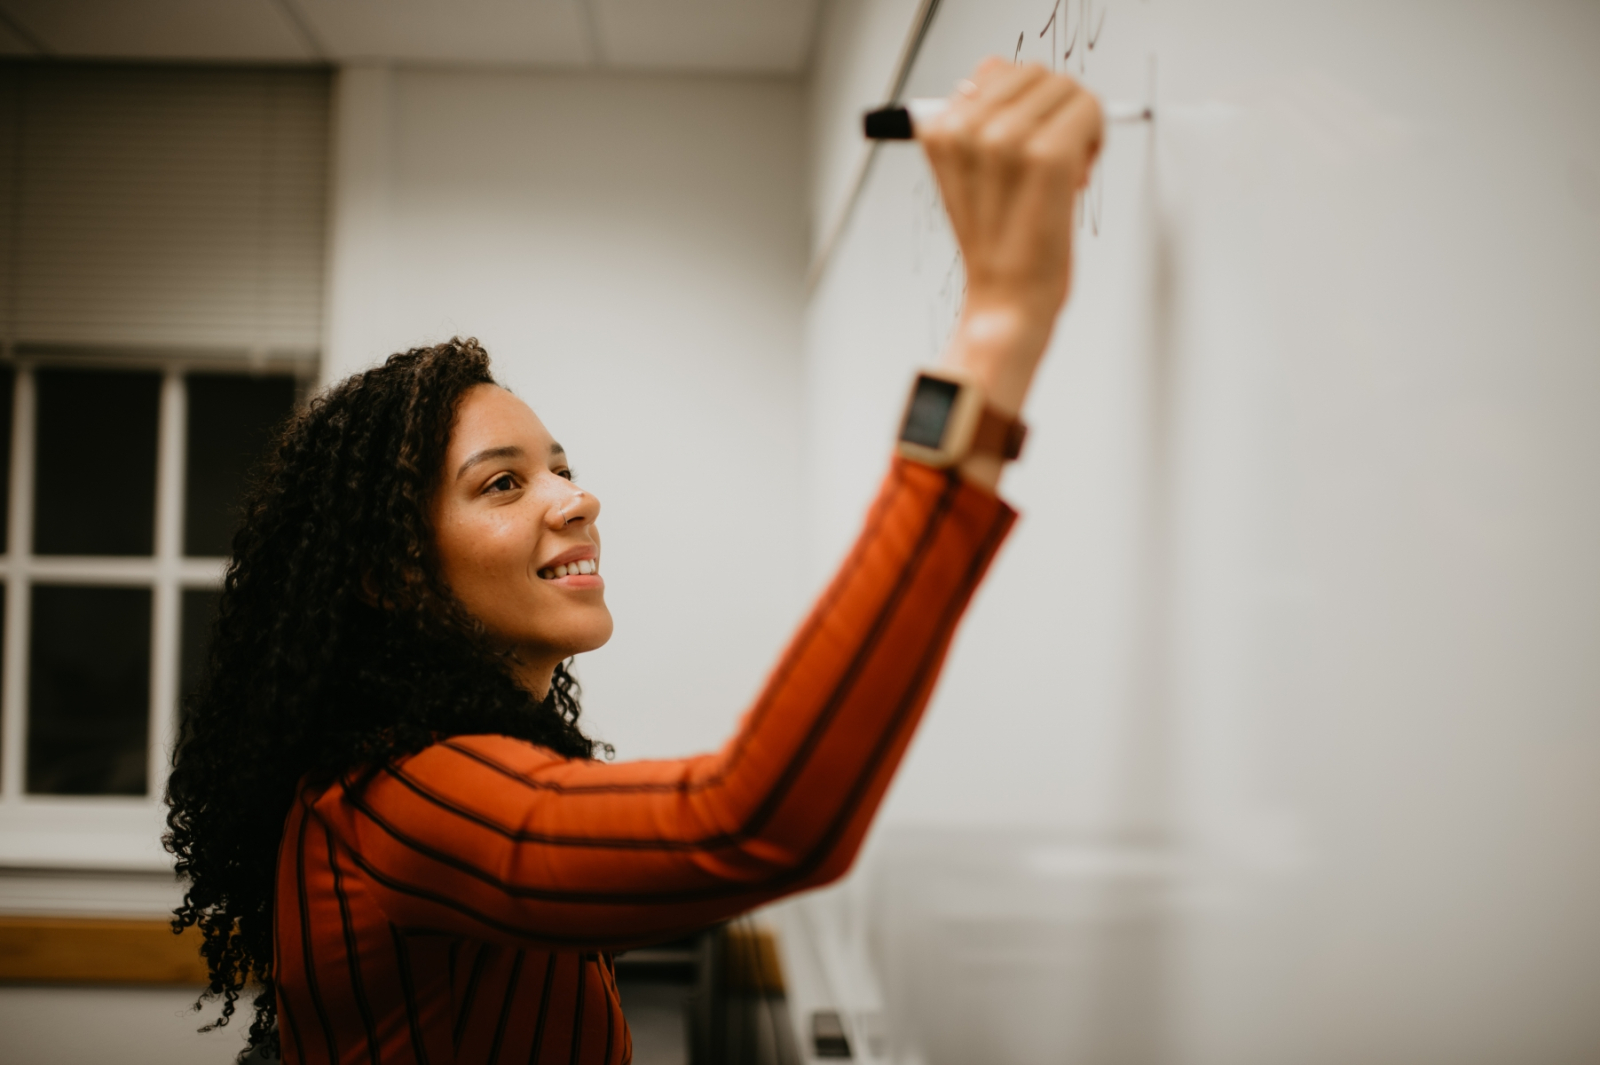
[
  {"left": 293, "top": 0, "right": 594, "bottom": 65},
  {"left": 592, "top": 0, "right": 820, "bottom": 74},
  {"left": 0, "top": 0, "right": 314, "bottom": 61},
  {"left": 0, "top": 0, "right": 822, "bottom": 72}
]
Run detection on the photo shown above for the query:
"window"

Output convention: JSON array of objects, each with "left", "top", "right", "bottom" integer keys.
[
  {"left": 0, "top": 62, "right": 327, "bottom": 868},
  {"left": 0, "top": 357, "right": 300, "bottom": 866}
]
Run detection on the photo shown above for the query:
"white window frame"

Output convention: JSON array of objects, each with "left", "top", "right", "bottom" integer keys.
[{"left": 0, "top": 351, "right": 310, "bottom": 870}]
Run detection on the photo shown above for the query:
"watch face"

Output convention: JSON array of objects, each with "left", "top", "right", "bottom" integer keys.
[{"left": 901, "top": 374, "right": 959, "bottom": 449}]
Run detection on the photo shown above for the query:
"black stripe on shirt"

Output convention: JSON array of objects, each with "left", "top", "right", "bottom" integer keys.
[
  {"left": 528, "top": 952, "right": 559, "bottom": 1064},
  {"left": 455, "top": 944, "right": 491, "bottom": 1051},
  {"left": 329, "top": 834, "right": 737, "bottom": 944},
  {"left": 325, "top": 821, "right": 381, "bottom": 1065},
  {"left": 297, "top": 806, "right": 340, "bottom": 1065},
  {"left": 390, "top": 924, "right": 431, "bottom": 1065},
  {"left": 488, "top": 950, "right": 524, "bottom": 1065},
  {"left": 568, "top": 954, "right": 588, "bottom": 1065},
  {"left": 601, "top": 969, "right": 615, "bottom": 1065}
]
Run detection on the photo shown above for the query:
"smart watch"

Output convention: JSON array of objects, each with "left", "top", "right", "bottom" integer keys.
[{"left": 895, "top": 367, "right": 1028, "bottom": 469}]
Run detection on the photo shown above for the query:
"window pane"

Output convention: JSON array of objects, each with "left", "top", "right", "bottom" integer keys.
[
  {"left": 35, "top": 370, "right": 160, "bottom": 556},
  {"left": 0, "top": 368, "right": 13, "bottom": 554},
  {"left": 185, "top": 374, "right": 296, "bottom": 557},
  {"left": 27, "top": 584, "right": 151, "bottom": 796},
  {"left": 179, "top": 587, "right": 221, "bottom": 719}
]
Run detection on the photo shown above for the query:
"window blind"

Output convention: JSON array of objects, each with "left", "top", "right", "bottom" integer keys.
[{"left": 0, "top": 62, "right": 329, "bottom": 358}]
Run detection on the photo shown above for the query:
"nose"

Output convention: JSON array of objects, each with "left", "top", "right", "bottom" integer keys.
[{"left": 547, "top": 484, "right": 601, "bottom": 530}]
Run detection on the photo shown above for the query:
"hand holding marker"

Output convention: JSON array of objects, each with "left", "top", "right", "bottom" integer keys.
[{"left": 852, "top": 59, "right": 1129, "bottom": 487}]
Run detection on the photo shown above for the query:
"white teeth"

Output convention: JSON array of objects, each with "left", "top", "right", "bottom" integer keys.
[{"left": 541, "top": 559, "right": 598, "bottom": 579}]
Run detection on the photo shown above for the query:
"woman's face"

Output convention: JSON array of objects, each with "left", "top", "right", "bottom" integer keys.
[{"left": 431, "top": 384, "right": 613, "bottom": 693}]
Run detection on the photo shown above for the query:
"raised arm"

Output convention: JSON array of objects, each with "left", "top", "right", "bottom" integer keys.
[
  {"left": 305, "top": 456, "right": 1010, "bottom": 948},
  {"left": 298, "top": 60, "right": 1103, "bottom": 950}
]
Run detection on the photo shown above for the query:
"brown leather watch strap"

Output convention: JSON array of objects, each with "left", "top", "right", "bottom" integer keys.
[{"left": 971, "top": 405, "right": 1028, "bottom": 461}]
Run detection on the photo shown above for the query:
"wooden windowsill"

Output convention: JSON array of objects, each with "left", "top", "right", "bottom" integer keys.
[
  {"left": 0, "top": 915, "right": 207, "bottom": 985},
  {"left": 0, "top": 915, "right": 786, "bottom": 991}
]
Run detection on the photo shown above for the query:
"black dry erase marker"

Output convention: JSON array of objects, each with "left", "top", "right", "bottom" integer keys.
[{"left": 864, "top": 97, "right": 1151, "bottom": 139}]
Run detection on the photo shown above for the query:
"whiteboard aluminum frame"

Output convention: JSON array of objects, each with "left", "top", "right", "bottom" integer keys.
[{"left": 806, "top": 0, "right": 946, "bottom": 293}]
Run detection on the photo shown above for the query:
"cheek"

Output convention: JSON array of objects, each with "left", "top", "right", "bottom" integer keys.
[{"left": 438, "top": 513, "right": 534, "bottom": 593}]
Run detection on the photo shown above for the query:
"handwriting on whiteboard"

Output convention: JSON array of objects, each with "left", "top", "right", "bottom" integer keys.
[
  {"left": 1021, "top": 0, "right": 1107, "bottom": 74},
  {"left": 1023, "top": 0, "right": 1114, "bottom": 233},
  {"left": 911, "top": 0, "right": 1135, "bottom": 357}
]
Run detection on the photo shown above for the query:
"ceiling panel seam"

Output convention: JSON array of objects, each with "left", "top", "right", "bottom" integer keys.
[
  {"left": 577, "top": 0, "right": 606, "bottom": 66},
  {"left": 0, "top": 4, "right": 49, "bottom": 56},
  {"left": 271, "top": 0, "right": 327, "bottom": 61}
]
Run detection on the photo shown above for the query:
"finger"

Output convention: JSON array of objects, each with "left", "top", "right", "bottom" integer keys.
[
  {"left": 926, "top": 63, "right": 1047, "bottom": 158},
  {"left": 960, "top": 73, "right": 1082, "bottom": 241},
  {"left": 963, "top": 61, "right": 1047, "bottom": 115},
  {"left": 1029, "top": 90, "right": 1105, "bottom": 187},
  {"left": 922, "top": 63, "right": 1055, "bottom": 242},
  {"left": 982, "top": 73, "right": 1083, "bottom": 151},
  {"left": 968, "top": 55, "right": 1015, "bottom": 89}
]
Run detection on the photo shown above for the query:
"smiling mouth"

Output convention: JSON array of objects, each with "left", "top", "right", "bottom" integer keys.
[{"left": 539, "top": 559, "right": 598, "bottom": 580}]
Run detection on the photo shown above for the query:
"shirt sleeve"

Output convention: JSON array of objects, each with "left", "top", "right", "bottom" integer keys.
[{"left": 309, "top": 457, "right": 1016, "bottom": 950}]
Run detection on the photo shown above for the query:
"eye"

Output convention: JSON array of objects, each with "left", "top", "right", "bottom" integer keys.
[
  {"left": 485, "top": 473, "right": 518, "bottom": 494},
  {"left": 557, "top": 467, "right": 576, "bottom": 482}
]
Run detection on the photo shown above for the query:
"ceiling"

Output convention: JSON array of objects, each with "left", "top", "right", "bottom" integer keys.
[{"left": 0, "top": 0, "right": 823, "bottom": 74}]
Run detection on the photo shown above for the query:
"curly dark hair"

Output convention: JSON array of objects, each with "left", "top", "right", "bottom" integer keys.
[{"left": 164, "top": 338, "right": 602, "bottom": 1059}]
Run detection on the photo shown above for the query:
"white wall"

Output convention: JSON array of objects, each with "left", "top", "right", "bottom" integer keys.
[
  {"left": 0, "top": 986, "right": 252, "bottom": 1065},
  {"left": 324, "top": 66, "right": 809, "bottom": 759}
]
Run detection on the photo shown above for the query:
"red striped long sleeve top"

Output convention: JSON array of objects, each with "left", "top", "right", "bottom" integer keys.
[{"left": 273, "top": 458, "right": 1016, "bottom": 1065}]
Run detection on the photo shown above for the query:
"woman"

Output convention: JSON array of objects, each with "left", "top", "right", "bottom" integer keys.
[{"left": 166, "top": 59, "right": 1103, "bottom": 1064}]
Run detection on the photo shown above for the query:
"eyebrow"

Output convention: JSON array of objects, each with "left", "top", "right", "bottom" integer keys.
[
  {"left": 455, "top": 445, "right": 525, "bottom": 481},
  {"left": 454, "top": 442, "right": 566, "bottom": 481}
]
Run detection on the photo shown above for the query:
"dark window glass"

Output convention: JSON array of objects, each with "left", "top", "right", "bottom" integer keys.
[
  {"left": 34, "top": 370, "right": 161, "bottom": 556},
  {"left": 185, "top": 374, "right": 296, "bottom": 557},
  {"left": 0, "top": 368, "right": 13, "bottom": 553},
  {"left": 27, "top": 584, "right": 151, "bottom": 795},
  {"left": 179, "top": 587, "right": 221, "bottom": 719}
]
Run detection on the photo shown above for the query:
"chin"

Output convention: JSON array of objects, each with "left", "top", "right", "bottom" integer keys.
[{"left": 560, "top": 611, "right": 615, "bottom": 657}]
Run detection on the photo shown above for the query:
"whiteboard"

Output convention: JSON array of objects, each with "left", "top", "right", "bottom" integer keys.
[{"left": 799, "top": 1, "right": 1600, "bottom": 1061}]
